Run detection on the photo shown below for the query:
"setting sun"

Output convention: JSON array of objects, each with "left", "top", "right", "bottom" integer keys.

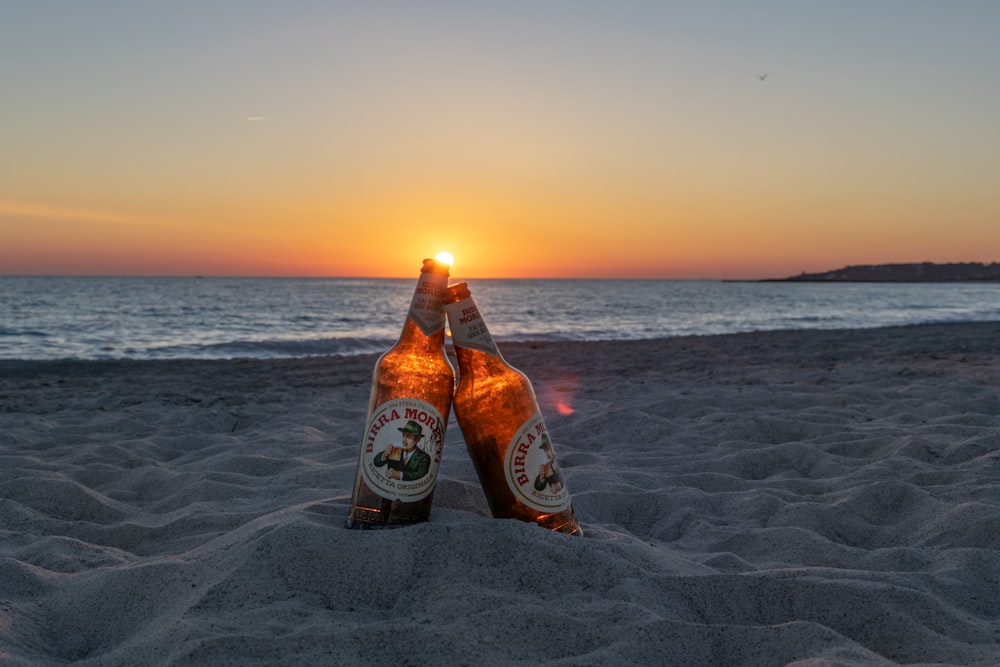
[{"left": 435, "top": 251, "right": 454, "bottom": 268}]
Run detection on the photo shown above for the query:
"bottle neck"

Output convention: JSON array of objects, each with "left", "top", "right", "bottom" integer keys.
[
  {"left": 443, "top": 294, "right": 501, "bottom": 357},
  {"left": 403, "top": 266, "right": 449, "bottom": 339}
]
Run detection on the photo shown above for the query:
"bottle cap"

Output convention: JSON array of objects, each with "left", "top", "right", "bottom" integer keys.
[
  {"left": 443, "top": 282, "right": 471, "bottom": 303},
  {"left": 421, "top": 258, "right": 451, "bottom": 276}
]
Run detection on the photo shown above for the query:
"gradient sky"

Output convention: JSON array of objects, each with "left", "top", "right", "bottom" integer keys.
[{"left": 2, "top": 1, "right": 998, "bottom": 279}]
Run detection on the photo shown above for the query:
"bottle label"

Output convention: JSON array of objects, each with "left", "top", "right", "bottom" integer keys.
[
  {"left": 408, "top": 272, "right": 447, "bottom": 336},
  {"left": 445, "top": 298, "right": 499, "bottom": 355},
  {"left": 504, "top": 412, "right": 572, "bottom": 513},
  {"left": 360, "top": 398, "right": 446, "bottom": 502}
]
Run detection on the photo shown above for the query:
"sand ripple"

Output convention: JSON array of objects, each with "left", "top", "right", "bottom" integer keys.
[{"left": 2, "top": 324, "right": 999, "bottom": 665}]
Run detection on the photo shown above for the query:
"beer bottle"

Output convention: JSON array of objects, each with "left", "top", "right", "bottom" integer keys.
[
  {"left": 443, "top": 282, "right": 582, "bottom": 536},
  {"left": 346, "top": 258, "right": 455, "bottom": 528}
]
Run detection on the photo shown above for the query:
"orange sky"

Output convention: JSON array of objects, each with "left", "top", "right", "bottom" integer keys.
[{"left": 2, "top": 3, "right": 999, "bottom": 279}]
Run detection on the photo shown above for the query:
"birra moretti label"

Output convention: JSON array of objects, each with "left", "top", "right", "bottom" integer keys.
[
  {"left": 360, "top": 398, "right": 445, "bottom": 502},
  {"left": 504, "top": 412, "right": 572, "bottom": 513}
]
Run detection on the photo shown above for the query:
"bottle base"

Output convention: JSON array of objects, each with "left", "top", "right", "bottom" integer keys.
[
  {"left": 556, "top": 522, "right": 584, "bottom": 537},
  {"left": 547, "top": 516, "right": 583, "bottom": 536},
  {"left": 346, "top": 506, "right": 427, "bottom": 529},
  {"left": 489, "top": 505, "right": 583, "bottom": 536}
]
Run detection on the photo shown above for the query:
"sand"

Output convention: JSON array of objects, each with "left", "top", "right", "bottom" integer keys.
[{"left": 2, "top": 322, "right": 999, "bottom": 666}]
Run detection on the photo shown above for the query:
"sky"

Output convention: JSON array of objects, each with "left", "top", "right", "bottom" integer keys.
[{"left": 2, "top": 1, "right": 999, "bottom": 279}]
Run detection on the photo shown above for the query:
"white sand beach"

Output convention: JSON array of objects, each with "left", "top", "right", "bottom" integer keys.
[{"left": 2, "top": 322, "right": 999, "bottom": 666}]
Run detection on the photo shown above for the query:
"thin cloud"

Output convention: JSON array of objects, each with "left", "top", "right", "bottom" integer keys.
[
  {"left": 0, "top": 200, "right": 141, "bottom": 225},
  {"left": 246, "top": 116, "right": 268, "bottom": 122}
]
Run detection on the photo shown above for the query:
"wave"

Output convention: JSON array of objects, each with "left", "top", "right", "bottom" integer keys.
[
  {"left": 0, "top": 328, "right": 50, "bottom": 337},
  {"left": 139, "top": 336, "right": 399, "bottom": 360}
]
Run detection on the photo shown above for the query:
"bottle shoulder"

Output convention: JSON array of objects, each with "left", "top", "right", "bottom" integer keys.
[
  {"left": 375, "top": 325, "right": 454, "bottom": 379},
  {"left": 454, "top": 347, "right": 524, "bottom": 375},
  {"left": 379, "top": 342, "right": 453, "bottom": 368},
  {"left": 382, "top": 321, "right": 449, "bottom": 354},
  {"left": 453, "top": 348, "right": 534, "bottom": 399}
]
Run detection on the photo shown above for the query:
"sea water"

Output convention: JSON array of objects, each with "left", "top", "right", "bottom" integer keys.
[{"left": 2, "top": 276, "right": 999, "bottom": 360}]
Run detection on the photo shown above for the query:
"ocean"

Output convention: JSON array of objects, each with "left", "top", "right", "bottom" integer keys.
[{"left": 2, "top": 276, "right": 999, "bottom": 360}]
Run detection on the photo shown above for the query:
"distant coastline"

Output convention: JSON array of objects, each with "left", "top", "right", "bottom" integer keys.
[{"left": 761, "top": 262, "right": 1000, "bottom": 283}]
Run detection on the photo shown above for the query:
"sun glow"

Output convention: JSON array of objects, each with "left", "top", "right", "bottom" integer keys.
[{"left": 435, "top": 251, "right": 454, "bottom": 267}]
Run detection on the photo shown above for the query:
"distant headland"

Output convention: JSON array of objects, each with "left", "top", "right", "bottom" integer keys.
[{"left": 763, "top": 262, "right": 1000, "bottom": 283}]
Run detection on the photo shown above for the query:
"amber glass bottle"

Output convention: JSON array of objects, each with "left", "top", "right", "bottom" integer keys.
[
  {"left": 346, "top": 259, "right": 455, "bottom": 528},
  {"left": 443, "top": 282, "right": 582, "bottom": 535}
]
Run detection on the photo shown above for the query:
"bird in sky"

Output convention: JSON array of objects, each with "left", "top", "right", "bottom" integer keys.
[{"left": 758, "top": 73, "right": 769, "bottom": 81}]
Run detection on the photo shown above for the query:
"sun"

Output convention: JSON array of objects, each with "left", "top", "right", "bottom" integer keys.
[{"left": 435, "top": 251, "right": 454, "bottom": 267}]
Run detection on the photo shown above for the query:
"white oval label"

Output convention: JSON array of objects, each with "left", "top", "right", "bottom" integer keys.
[
  {"left": 360, "top": 398, "right": 445, "bottom": 502},
  {"left": 503, "top": 412, "right": 572, "bottom": 513}
]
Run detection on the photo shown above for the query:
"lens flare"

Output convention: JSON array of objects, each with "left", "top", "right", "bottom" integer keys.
[
  {"left": 435, "top": 251, "right": 454, "bottom": 267},
  {"left": 539, "top": 371, "right": 579, "bottom": 417}
]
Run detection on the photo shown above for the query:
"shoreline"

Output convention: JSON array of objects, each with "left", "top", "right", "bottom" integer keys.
[
  {"left": 3, "top": 321, "right": 999, "bottom": 665},
  {"left": 4, "top": 318, "right": 1000, "bottom": 367}
]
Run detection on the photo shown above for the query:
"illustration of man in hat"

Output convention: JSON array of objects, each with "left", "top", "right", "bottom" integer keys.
[
  {"left": 533, "top": 433, "right": 564, "bottom": 493},
  {"left": 373, "top": 420, "right": 432, "bottom": 481}
]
